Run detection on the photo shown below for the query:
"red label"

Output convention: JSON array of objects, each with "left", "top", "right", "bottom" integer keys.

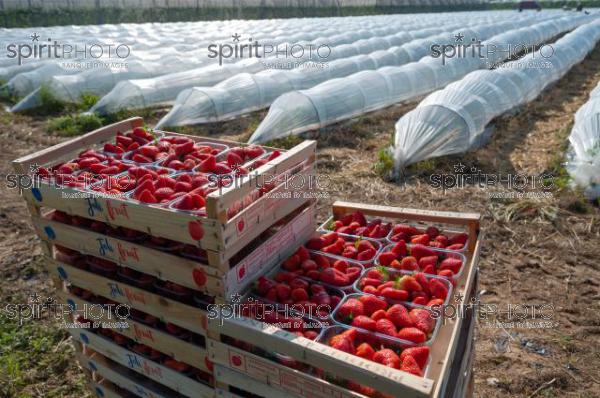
[
  {"left": 106, "top": 201, "right": 129, "bottom": 221},
  {"left": 117, "top": 242, "right": 140, "bottom": 263},
  {"left": 133, "top": 323, "right": 155, "bottom": 343}
]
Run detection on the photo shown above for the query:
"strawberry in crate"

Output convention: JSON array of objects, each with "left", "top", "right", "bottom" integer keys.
[
  {"left": 357, "top": 267, "right": 451, "bottom": 307},
  {"left": 334, "top": 294, "right": 438, "bottom": 345},
  {"left": 103, "top": 127, "right": 157, "bottom": 157},
  {"left": 306, "top": 232, "right": 380, "bottom": 263},
  {"left": 389, "top": 223, "right": 468, "bottom": 251},
  {"left": 319, "top": 325, "right": 430, "bottom": 396},
  {"left": 252, "top": 272, "right": 343, "bottom": 320},
  {"left": 376, "top": 241, "right": 464, "bottom": 282},
  {"left": 326, "top": 211, "right": 392, "bottom": 240}
]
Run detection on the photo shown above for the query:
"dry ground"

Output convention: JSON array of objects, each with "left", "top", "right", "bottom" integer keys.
[{"left": 1, "top": 46, "right": 600, "bottom": 398}]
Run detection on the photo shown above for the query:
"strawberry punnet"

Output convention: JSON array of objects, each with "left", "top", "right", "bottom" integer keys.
[{"left": 326, "top": 211, "right": 392, "bottom": 239}]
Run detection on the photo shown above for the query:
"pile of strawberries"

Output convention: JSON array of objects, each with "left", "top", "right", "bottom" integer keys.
[
  {"left": 253, "top": 271, "right": 343, "bottom": 318},
  {"left": 277, "top": 245, "right": 363, "bottom": 288},
  {"left": 357, "top": 268, "right": 449, "bottom": 306},
  {"left": 389, "top": 223, "right": 468, "bottom": 251},
  {"left": 34, "top": 128, "right": 289, "bottom": 219},
  {"left": 335, "top": 294, "right": 436, "bottom": 345},
  {"left": 325, "top": 211, "right": 392, "bottom": 240},
  {"left": 325, "top": 327, "right": 429, "bottom": 381},
  {"left": 377, "top": 240, "right": 463, "bottom": 280},
  {"left": 103, "top": 127, "right": 157, "bottom": 156},
  {"left": 305, "top": 232, "right": 380, "bottom": 263}
]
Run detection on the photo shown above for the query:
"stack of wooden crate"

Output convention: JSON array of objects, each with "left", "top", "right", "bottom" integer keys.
[{"left": 14, "top": 118, "right": 481, "bottom": 398}]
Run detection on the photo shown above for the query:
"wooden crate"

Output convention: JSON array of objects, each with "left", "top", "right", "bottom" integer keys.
[
  {"left": 63, "top": 291, "right": 211, "bottom": 373},
  {"left": 13, "top": 117, "right": 316, "bottom": 252},
  {"left": 34, "top": 202, "right": 315, "bottom": 298},
  {"left": 205, "top": 201, "right": 481, "bottom": 398},
  {"left": 70, "top": 327, "right": 214, "bottom": 398},
  {"left": 49, "top": 256, "right": 209, "bottom": 335}
]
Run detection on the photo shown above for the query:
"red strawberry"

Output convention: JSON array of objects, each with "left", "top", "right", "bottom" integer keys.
[
  {"left": 400, "top": 355, "right": 422, "bottom": 376},
  {"left": 295, "top": 246, "right": 310, "bottom": 262},
  {"left": 301, "top": 259, "right": 318, "bottom": 272},
  {"left": 373, "top": 349, "right": 401, "bottom": 369},
  {"left": 409, "top": 308, "right": 435, "bottom": 334},
  {"left": 401, "top": 346, "right": 430, "bottom": 369},
  {"left": 410, "top": 244, "right": 436, "bottom": 259},
  {"left": 391, "top": 240, "right": 408, "bottom": 256},
  {"left": 244, "top": 145, "right": 265, "bottom": 159},
  {"left": 357, "top": 248, "right": 376, "bottom": 262},
  {"left": 359, "top": 295, "right": 387, "bottom": 317},
  {"left": 355, "top": 342, "right": 375, "bottom": 360},
  {"left": 306, "top": 238, "right": 325, "bottom": 250},
  {"left": 291, "top": 288, "right": 309, "bottom": 302},
  {"left": 370, "top": 309, "right": 387, "bottom": 321},
  {"left": 397, "top": 327, "right": 427, "bottom": 343},
  {"left": 399, "top": 256, "right": 418, "bottom": 271},
  {"left": 446, "top": 243, "right": 464, "bottom": 251},
  {"left": 427, "top": 298, "right": 444, "bottom": 307},
  {"left": 256, "top": 277, "right": 275, "bottom": 295},
  {"left": 411, "top": 234, "right": 430, "bottom": 245},
  {"left": 337, "top": 298, "right": 364, "bottom": 320},
  {"left": 140, "top": 145, "right": 159, "bottom": 159},
  {"left": 333, "top": 259, "right": 348, "bottom": 272},
  {"left": 425, "top": 226, "right": 440, "bottom": 238},
  {"left": 175, "top": 194, "right": 194, "bottom": 210},
  {"left": 276, "top": 284, "right": 291, "bottom": 301},
  {"left": 435, "top": 235, "right": 449, "bottom": 247},
  {"left": 375, "top": 318, "right": 397, "bottom": 337},
  {"left": 329, "top": 329, "right": 356, "bottom": 354},
  {"left": 265, "top": 288, "right": 277, "bottom": 302},
  {"left": 429, "top": 278, "right": 449, "bottom": 300},
  {"left": 138, "top": 189, "right": 157, "bottom": 203},
  {"left": 414, "top": 272, "right": 431, "bottom": 294},
  {"left": 381, "top": 287, "right": 409, "bottom": 302},
  {"left": 154, "top": 187, "right": 175, "bottom": 201},
  {"left": 351, "top": 315, "right": 377, "bottom": 332},
  {"left": 282, "top": 254, "right": 301, "bottom": 271},
  {"left": 214, "top": 162, "right": 232, "bottom": 174},
  {"left": 439, "top": 258, "right": 462, "bottom": 274},
  {"left": 437, "top": 269, "right": 456, "bottom": 285},
  {"left": 320, "top": 268, "right": 350, "bottom": 286},
  {"left": 387, "top": 304, "right": 413, "bottom": 329},
  {"left": 378, "top": 252, "right": 397, "bottom": 266},
  {"left": 397, "top": 275, "right": 422, "bottom": 292},
  {"left": 450, "top": 233, "right": 468, "bottom": 245},
  {"left": 418, "top": 255, "right": 438, "bottom": 270},
  {"left": 198, "top": 155, "right": 216, "bottom": 173},
  {"left": 352, "top": 211, "right": 367, "bottom": 227},
  {"left": 227, "top": 152, "right": 245, "bottom": 168}
]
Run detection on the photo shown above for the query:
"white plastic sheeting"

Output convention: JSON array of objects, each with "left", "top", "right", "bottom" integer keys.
[
  {"left": 390, "top": 18, "right": 600, "bottom": 175},
  {"left": 566, "top": 82, "right": 600, "bottom": 199},
  {"left": 92, "top": 23, "right": 446, "bottom": 115},
  {"left": 249, "top": 13, "right": 589, "bottom": 144},
  {"left": 154, "top": 16, "right": 526, "bottom": 128},
  {"left": 6, "top": 14, "right": 413, "bottom": 107}
]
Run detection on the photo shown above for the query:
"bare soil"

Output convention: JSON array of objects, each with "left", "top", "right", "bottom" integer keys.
[{"left": 1, "top": 45, "right": 600, "bottom": 398}]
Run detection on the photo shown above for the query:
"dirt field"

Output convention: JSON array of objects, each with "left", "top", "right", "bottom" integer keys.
[{"left": 1, "top": 47, "right": 600, "bottom": 398}]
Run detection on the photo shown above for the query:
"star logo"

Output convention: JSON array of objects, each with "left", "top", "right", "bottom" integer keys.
[
  {"left": 231, "top": 33, "right": 241, "bottom": 42},
  {"left": 29, "top": 162, "right": 40, "bottom": 174},
  {"left": 454, "top": 32, "right": 465, "bottom": 42},
  {"left": 29, "top": 292, "right": 41, "bottom": 303},
  {"left": 454, "top": 162, "right": 467, "bottom": 173},
  {"left": 30, "top": 32, "right": 40, "bottom": 42},
  {"left": 454, "top": 292, "right": 464, "bottom": 302},
  {"left": 230, "top": 293, "right": 242, "bottom": 303}
]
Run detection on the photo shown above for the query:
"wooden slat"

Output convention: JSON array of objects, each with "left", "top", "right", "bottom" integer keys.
[
  {"left": 63, "top": 292, "right": 210, "bottom": 372},
  {"left": 78, "top": 352, "right": 182, "bottom": 398},
  {"left": 210, "top": 343, "right": 366, "bottom": 398},
  {"left": 71, "top": 329, "right": 214, "bottom": 398},
  {"left": 48, "top": 258, "right": 208, "bottom": 336}
]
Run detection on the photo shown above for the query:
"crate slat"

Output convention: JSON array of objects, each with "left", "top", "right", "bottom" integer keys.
[
  {"left": 49, "top": 258, "right": 208, "bottom": 335},
  {"left": 71, "top": 328, "right": 214, "bottom": 398}
]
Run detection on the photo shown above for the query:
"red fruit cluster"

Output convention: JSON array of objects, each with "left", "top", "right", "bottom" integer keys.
[
  {"left": 390, "top": 223, "right": 468, "bottom": 251},
  {"left": 279, "top": 245, "right": 363, "bottom": 287},
  {"left": 254, "top": 273, "right": 342, "bottom": 317},
  {"left": 306, "top": 232, "right": 379, "bottom": 263},
  {"left": 103, "top": 127, "right": 156, "bottom": 156},
  {"left": 328, "top": 211, "right": 391, "bottom": 239},
  {"left": 376, "top": 241, "right": 463, "bottom": 281},
  {"left": 358, "top": 268, "right": 449, "bottom": 307},
  {"left": 336, "top": 295, "right": 436, "bottom": 344},
  {"left": 327, "top": 327, "right": 429, "bottom": 378}
]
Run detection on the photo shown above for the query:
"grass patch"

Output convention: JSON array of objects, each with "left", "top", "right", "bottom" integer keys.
[
  {"left": 37, "top": 85, "right": 67, "bottom": 115},
  {"left": 47, "top": 113, "right": 103, "bottom": 137},
  {"left": 374, "top": 147, "right": 394, "bottom": 179},
  {"left": 262, "top": 134, "right": 304, "bottom": 150},
  {"left": 0, "top": 313, "right": 89, "bottom": 397}
]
